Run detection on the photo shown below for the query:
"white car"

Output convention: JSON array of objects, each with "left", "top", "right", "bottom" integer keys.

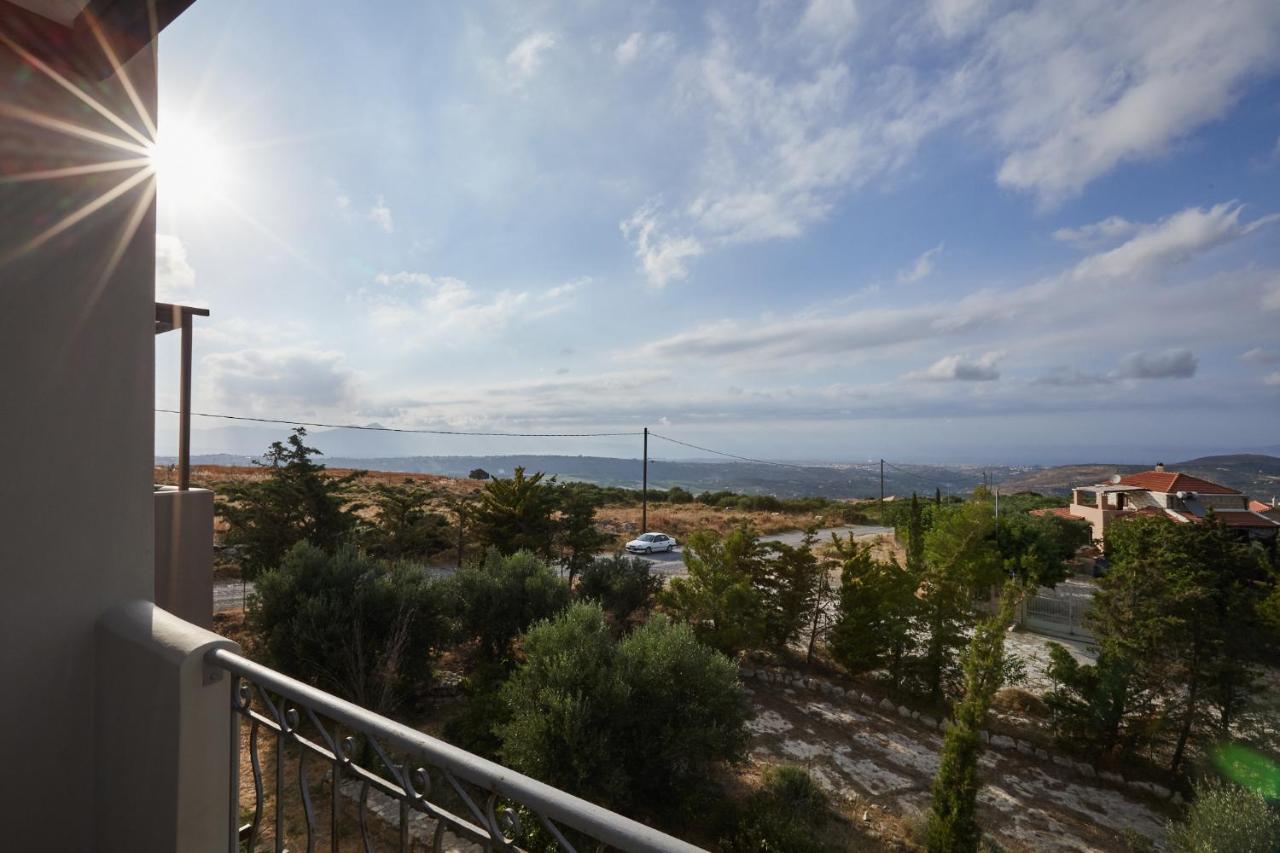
[{"left": 625, "top": 532, "right": 678, "bottom": 554}]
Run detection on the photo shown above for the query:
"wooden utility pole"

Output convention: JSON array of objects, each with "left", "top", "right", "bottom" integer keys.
[
  {"left": 641, "top": 427, "right": 649, "bottom": 532},
  {"left": 879, "top": 458, "right": 884, "bottom": 514},
  {"left": 178, "top": 310, "right": 193, "bottom": 491}
]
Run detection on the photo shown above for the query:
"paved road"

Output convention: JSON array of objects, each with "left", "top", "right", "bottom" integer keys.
[{"left": 212, "top": 524, "right": 893, "bottom": 610}]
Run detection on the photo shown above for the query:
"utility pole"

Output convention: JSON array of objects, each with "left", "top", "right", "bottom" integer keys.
[
  {"left": 641, "top": 427, "right": 649, "bottom": 533},
  {"left": 994, "top": 486, "right": 1000, "bottom": 518},
  {"left": 879, "top": 458, "right": 885, "bottom": 514}
]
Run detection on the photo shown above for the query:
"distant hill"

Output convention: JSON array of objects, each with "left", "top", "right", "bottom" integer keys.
[
  {"left": 165, "top": 452, "right": 1015, "bottom": 500},
  {"left": 998, "top": 454, "right": 1280, "bottom": 499}
]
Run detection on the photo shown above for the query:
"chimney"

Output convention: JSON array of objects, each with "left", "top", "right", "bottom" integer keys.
[{"left": 1154, "top": 462, "right": 1165, "bottom": 472}]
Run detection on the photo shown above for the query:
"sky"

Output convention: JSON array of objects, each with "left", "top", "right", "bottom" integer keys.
[{"left": 154, "top": 0, "right": 1280, "bottom": 465}]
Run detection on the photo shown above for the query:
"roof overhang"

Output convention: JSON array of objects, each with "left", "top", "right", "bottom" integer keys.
[
  {"left": 1, "top": 0, "right": 197, "bottom": 79},
  {"left": 155, "top": 302, "right": 209, "bottom": 335}
]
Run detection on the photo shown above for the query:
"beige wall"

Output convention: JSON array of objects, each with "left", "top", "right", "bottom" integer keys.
[
  {"left": 0, "top": 19, "right": 157, "bottom": 850},
  {"left": 155, "top": 487, "right": 215, "bottom": 629}
]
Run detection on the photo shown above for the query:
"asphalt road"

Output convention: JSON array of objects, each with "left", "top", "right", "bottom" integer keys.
[{"left": 212, "top": 524, "right": 893, "bottom": 610}]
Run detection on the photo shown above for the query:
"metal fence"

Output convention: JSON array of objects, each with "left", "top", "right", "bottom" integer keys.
[
  {"left": 1022, "top": 589, "right": 1094, "bottom": 640},
  {"left": 208, "top": 648, "right": 703, "bottom": 853}
]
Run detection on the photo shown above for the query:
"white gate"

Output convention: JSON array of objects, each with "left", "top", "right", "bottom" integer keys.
[{"left": 1022, "top": 586, "right": 1094, "bottom": 640}]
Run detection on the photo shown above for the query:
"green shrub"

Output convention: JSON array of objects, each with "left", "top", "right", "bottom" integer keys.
[
  {"left": 1167, "top": 778, "right": 1280, "bottom": 853},
  {"left": 496, "top": 603, "right": 749, "bottom": 816},
  {"left": 576, "top": 555, "right": 664, "bottom": 623},
  {"left": 248, "top": 542, "right": 448, "bottom": 715},
  {"left": 450, "top": 549, "right": 569, "bottom": 660},
  {"left": 722, "top": 765, "right": 833, "bottom": 853}
]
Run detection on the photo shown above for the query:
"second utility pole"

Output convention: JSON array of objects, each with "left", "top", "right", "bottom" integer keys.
[
  {"left": 641, "top": 427, "right": 649, "bottom": 532},
  {"left": 879, "top": 458, "right": 884, "bottom": 515}
]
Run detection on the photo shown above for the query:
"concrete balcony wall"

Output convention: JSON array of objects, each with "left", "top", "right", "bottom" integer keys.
[
  {"left": 95, "top": 601, "right": 239, "bottom": 853},
  {"left": 0, "top": 14, "right": 157, "bottom": 850},
  {"left": 155, "top": 487, "right": 215, "bottom": 629}
]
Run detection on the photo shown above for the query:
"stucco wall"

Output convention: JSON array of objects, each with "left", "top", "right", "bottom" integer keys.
[
  {"left": 155, "top": 487, "right": 215, "bottom": 628},
  {"left": 0, "top": 20, "right": 157, "bottom": 850}
]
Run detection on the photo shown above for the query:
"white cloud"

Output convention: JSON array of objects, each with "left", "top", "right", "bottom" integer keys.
[
  {"left": 930, "top": 0, "right": 991, "bottom": 38},
  {"left": 541, "top": 276, "right": 591, "bottom": 301},
  {"left": 1034, "top": 367, "right": 1113, "bottom": 387},
  {"left": 796, "top": 0, "right": 859, "bottom": 49},
  {"left": 619, "top": 206, "right": 704, "bottom": 288},
  {"left": 155, "top": 234, "right": 195, "bottom": 300},
  {"left": 1265, "top": 372, "right": 1280, "bottom": 387},
  {"left": 204, "top": 346, "right": 357, "bottom": 415},
  {"left": 982, "top": 0, "right": 1280, "bottom": 205},
  {"left": 904, "top": 351, "right": 1002, "bottom": 382},
  {"left": 1241, "top": 347, "right": 1280, "bottom": 366},
  {"left": 1052, "top": 216, "right": 1139, "bottom": 250},
  {"left": 1114, "top": 348, "right": 1198, "bottom": 380},
  {"left": 368, "top": 196, "right": 393, "bottom": 233},
  {"left": 506, "top": 31, "right": 556, "bottom": 85},
  {"left": 615, "top": 32, "right": 643, "bottom": 65},
  {"left": 1070, "top": 202, "right": 1277, "bottom": 281},
  {"left": 363, "top": 271, "right": 537, "bottom": 343},
  {"left": 897, "top": 243, "right": 943, "bottom": 284},
  {"left": 335, "top": 193, "right": 350, "bottom": 211}
]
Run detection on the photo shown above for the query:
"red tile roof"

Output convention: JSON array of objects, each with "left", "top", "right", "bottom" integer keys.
[
  {"left": 1213, "top": 511, "right": 1280, "bottom": 529},
  {"left": 1117, "top": 470, "right": 1241, "bottom": 495},
  {"left": 1030, "top": 506, "right": 1081, "bottom": 520},
  {"left": 1249, "top": 499, "right": 1277, "bottom": 513}
]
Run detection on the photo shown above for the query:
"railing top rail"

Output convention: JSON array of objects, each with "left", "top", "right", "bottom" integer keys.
[{"left": 207, "top": 647, "right": 705, "bottom": 853}]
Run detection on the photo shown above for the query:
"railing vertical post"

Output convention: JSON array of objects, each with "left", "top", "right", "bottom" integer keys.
[
  {"left": 229, "top": 673, "right": 241, "bottom": 853},
  {"left": 178, "top": 309, "right": 193, "bottom": 491}
]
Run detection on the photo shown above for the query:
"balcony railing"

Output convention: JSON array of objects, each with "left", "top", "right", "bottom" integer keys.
[{"left": 209, "top": 648, "right": 703, "bottom": 853}]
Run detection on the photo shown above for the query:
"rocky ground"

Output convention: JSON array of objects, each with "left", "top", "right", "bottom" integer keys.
[{"left": 744, "top": 678, "right": 1174, "bottom": 852}]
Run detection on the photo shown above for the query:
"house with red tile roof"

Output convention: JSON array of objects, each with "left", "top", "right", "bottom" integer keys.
[{"left": 1060, "top": 463, "right": 1280, "bottom": 547}]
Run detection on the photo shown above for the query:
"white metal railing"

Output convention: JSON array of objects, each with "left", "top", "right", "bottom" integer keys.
[{"left": 209, "top": 648, "right": 703, "bottom": 853}]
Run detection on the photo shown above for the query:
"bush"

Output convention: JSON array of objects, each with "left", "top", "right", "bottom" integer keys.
[
  {"left": 576, "top": 555, "right": 664, "bottom": 623},
  {"left": 496, "top": 603, "right": 749, "bottom": 816},
  {"left": 1167, "top": 778, "right": 1280, "bottom": 853},
  {"left": 249, "top": 542, "right": 448, "bottom": 715},
  {"left": 363, "top": 481, "right": 452, "bottom": 562},
  {"left": 722, "top": 765, "right": 834, "bottom": 853},
  {"left": 450, "top": 549, "right": 570, "bottom": 660}
]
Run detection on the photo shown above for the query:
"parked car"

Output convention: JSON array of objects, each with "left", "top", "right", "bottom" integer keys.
[{"left": 625, "top": 532, "right": 678, "bottom": 554}]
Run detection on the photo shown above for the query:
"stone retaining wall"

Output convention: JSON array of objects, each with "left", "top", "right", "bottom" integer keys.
[{"left": 738, "top": 664, "right": 1181, "bottom": 805}]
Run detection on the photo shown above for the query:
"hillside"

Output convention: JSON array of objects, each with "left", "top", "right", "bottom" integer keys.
[
  {"left": 998, "top": 454, "right": 1280, "bottom": 499},
  {"left": 165, "top": 452, "right": 1020, "bottom": 499}
]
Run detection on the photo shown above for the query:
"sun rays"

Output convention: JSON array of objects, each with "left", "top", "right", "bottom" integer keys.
[{"left": 0, "top": 8, "right": 315, "bottom": 277}]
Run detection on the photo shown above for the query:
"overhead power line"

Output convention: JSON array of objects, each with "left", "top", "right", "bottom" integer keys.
[
  {"left": 155, "top": 409, "right": 641, "bottom": 438},
  {"left": 647, "top": 431, "right": 818, "bottom": 471}
]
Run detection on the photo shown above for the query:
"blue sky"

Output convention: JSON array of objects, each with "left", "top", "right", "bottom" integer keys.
[{"left": 154, "top": 0, "right": 1280, "bottom": 464}]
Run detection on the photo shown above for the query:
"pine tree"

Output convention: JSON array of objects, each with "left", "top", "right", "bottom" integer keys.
[
  {"left": 925, "top": 588, "right": 1019, "bottom": 852},
  {"left": 470, "top": 466, "right": 560, "bottom": 558},
  {"left": 828, "top": 536, "right": 916, "bottom": 680},
  {"left": 555, "top": 487, "right": 609, "bottom": 586}
]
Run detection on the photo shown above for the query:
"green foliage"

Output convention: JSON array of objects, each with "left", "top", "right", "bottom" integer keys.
[
  {"left": 441, "top": 660, "right": 510, "bottom": 761},
  {"left": 663, "top": 528, "right": 768, "bottom": 654},
  {"left": 1044, "top": 644, "right": 1134, "bottom": 756},
  {"left": 576, "top": 555, "right": 664, "bottom": 623},
  {"left": 450, "top": 549, "right": 570, "bottom": 660},
  {"left": 471, "top": 467, "right": 560, "bottom": 558},
  {"left": 993, "top": 511, "right": 1089, "bottom": 588},
  {"left": 362, "top": 481, "right": 452, "bottom": 562},
  {"left": 1086, "top": 514, "right": 1276, "bottom": 769},
  {"left": 759, "top": 531, "right": 824, "bottom": 649},
  {"left": 1167, "top": 778, "right": 1280, "bottom": 853},
  {"left": 828, "top": 536, "right": 916, "bottom": 678},
  {"left": 926, "top": 589, "right": 1019, "bottom": 853},
  {"left": 217, "top": 428, "right": 362, "bottom": 579},
  {"left": 918, "top": 500, "right": 1001, "bottom": 701},
  {"left": 496, "top": 603, "right": 749, "bottom": 815},
  {"left": 248, "top": 542, "right": 448, "bottom": 715},
  {"left": 555, "top": 486, "right": 610, "bottom": 584},
  {"left": 722, "top": 765, "right": 834, "bottom": 853},
  {"left": 468, "top": 468, "right": 491, "bottom": 480}
]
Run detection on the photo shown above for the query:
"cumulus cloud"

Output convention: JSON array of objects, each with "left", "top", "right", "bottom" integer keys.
[
  {"left": 614, "top": 31, "right": 674, "bottom": 66},
  {"left": 204, "top": 346, "right": 357, "bottom": 415},
  {"left": 368, "top": 196, "right": 393, "bottom": 233},
  {"left": 506, "top": 32, "right": 556, "bottom": 85},
  {"left": 897, "top": 243, "right": 943, "bottom": 284},
  {"left": 363, "top": 271, "right": 529, "bottom": 342},
  {"left": 904, "top": 351, "right": 1002, "bottom": 382},
  {"left": 1070, "top": 202, "right": 1277, "bottom": 280},
  {"left": 156, "top": 234, "right": 195, "bottom": 299},
  {"left": 615, "top": 32, "right": 643, "bottom": 65},
  {"left": 1241, "top": 347, "right": 1280, "bottom": 366},
  {"left": 1115, "top": 348, "right": 1198, "bottom": 380},
  {"left": 619, "top": 207, "right": 703, "bottom": 288}
]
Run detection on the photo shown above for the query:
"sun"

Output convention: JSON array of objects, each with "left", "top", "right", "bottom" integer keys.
[{"left": 146, "top": 117, "right": 233, "bottom": 204}]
